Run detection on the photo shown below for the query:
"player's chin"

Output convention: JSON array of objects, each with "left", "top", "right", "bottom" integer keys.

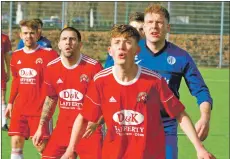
[
  {"left": 63, "top": 53, "right": 73, "bottom": 58},
  {"left": 114, "top": 60, "right": 126, "bottom": 65}
]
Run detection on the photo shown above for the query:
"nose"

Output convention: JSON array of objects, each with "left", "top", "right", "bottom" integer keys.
[
  {"left": 65, "top": 38, "right": 71, "bottom": 45},
  {"left": 118, "top": 42, "right": 126, "bottom": 50}
]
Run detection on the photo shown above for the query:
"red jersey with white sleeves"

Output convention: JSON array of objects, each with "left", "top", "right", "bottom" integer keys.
[
  {"left": 82, "top": 66, "right": 185, "bottom": 159},
  {"left": 8, "top": 45, "right": 58, "bottom": 116},
  {"left": 44, "top": 54, "right": 103, "bottom": 128},
  {"left": 1, "top": 33, "right": 12, "bottom": 81}
]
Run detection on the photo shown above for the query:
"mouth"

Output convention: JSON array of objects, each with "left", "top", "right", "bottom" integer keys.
[
  {"left": 151, "top": 32, "right": 160, "bottom": 37},
  {"left": 65, "top": 47, "right": 72, "bottom": 51},
  {"left": 118, "top": 53, "right": 126, "bottom": 59}
]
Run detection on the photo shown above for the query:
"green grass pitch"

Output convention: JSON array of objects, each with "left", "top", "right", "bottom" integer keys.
[{"left": 1, "top": 68, "right": 229, "bottom": 159}]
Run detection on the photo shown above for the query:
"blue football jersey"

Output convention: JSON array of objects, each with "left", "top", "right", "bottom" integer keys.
[
  {"left": 17, "top": 36, "right": 52, "bottom": 49},
  {"left": 104, "top": 39, "right": 213, "bottom": 135}
]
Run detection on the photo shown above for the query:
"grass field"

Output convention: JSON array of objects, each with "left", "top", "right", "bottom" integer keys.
[{"left": 1, "top": 68, "right": 229, "bottom": 159}]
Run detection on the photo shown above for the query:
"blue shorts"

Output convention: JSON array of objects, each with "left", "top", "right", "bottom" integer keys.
[{"left": 166, "top": 135, "right": 178, "bottom": 159}]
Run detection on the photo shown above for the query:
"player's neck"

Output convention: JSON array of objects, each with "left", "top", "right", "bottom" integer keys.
[
  {"left": 24, "top": 44, "right": 39, "bottom": 51},
  {"left": 62, "top": 53, "right": 80, "bottom": 67},
  {"left": 113, "top": 63, "right": 138, "bottom": 82},
  {"left": 146, "top": 40, "right": 166, "bottom": 54}
]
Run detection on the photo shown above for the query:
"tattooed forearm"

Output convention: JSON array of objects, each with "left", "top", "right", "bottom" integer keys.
[{"left": 39, "top": 96, "right": 57, "bottom": 126}]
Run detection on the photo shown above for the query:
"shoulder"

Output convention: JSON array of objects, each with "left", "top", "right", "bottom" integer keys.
[
  {"left": 12, "top": 48, "right": 24, "bottom": 55},
  {"left": 1, "top": 33, "right": 10, "bottom": 43},
  {"left": 93, "top": 67, "right": 113, "bottom": 82},
  {"left": 140, "top": 66, "right": 162, "bottom": 80},
  {"left": 167, "top": 42, "right": 189, "bottom": 56},
  {"left": 47, "top": 56, "right": 61, "bottom": 67},
  {"left": 39, "top": 46, "right": 53, "bottom": 52},
  {"left": 81, "top": 54, "right": 100, "bottom": 66},
  {"left": 39, "top": 46, "right": 58, "bottom": 55}
]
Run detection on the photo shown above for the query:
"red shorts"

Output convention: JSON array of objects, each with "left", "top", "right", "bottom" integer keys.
[
  {"left": 42, "top": 126, "right": 103, "bottom": 159},
  {"left": 1, "top": 80, "right": 6, "bottom": 90},
  {"left": 8, "top": 113, "right": 51, "bottom": 139}
]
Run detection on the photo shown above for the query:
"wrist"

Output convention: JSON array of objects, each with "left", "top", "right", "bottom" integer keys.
[{"left": 194, "top": 142, "right": 205, "bottom": 152}]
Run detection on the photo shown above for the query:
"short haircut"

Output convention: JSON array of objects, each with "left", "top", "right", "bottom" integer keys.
[
  {"left": 145, "top": 4, "right": 170, "bottom": 23},
  {"left": 110, "top": 24, "right": 141, "bottom": 43},
  {"left": 33, "top": 18, "right": 43, "bottom": 27},
  {"left": 19, "top": 19, "right": 38, "bottom": 31},
  {"left": 59, "top": 27, "right": 81, "bottom": 42},
  {"left": 129, "top": 12, "right": 144, "bottom": 23}
]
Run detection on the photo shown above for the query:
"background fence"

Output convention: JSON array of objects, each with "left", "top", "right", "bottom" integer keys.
[{"left": 1, "top": 1, "right": 230, "bottom": 67}]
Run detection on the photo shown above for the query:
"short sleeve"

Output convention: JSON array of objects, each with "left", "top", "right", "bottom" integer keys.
[
  {"left": 158, "top": 78, "right": 185, "bottom": 118},
  {"left": 44, "top": 67, "right": 57, "bottom": 98},
  {"left": 81, "top": 80, "right": 102, "bottom": 122}
]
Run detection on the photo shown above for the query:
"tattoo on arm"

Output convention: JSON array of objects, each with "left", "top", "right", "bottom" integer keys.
[{"left": 40, "top": 96, "right": 57, "bottom": 126}]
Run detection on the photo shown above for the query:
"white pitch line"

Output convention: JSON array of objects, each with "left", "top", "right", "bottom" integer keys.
[{"left": 204, "top": 79, "right": 229, "bottom": 83}]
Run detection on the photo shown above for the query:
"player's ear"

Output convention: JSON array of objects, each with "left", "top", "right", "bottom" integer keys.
[
  {"left": 79, "top": 42, "right": 83, "bottom": 49},
  {"left": 58, "top": 41, "right": 61, "bottom": 50},
  {"left": 19, "top": 32, "right": 23, "bottom": 39},
  {"left": 167, "top": 24, "right": 170, "bottom": 33},
  {"left": 108, "top": 46, "right": 112, "bottom": 56}
]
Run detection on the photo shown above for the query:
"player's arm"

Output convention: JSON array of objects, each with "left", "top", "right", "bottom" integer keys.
[
  {"left": 184, "top": 54, "right": 213, "bottom": 140},
  {"left": 158, "top": 78, "right": 215, "bottom": 159},
  {"left": 176, "top": 111, "right": 215, "bottom": 159},
  {"left": 83, "top": 115, "right": 104, "bottom": 138},
  {"left": 61, "top": 114, "right": 88, "bottom": 159},
  {"left": 6, "top": 54, "right": 19, "bottom": 118},
  {"left": 32, "top": 96, "right": 57, "bottom": 146},
  {"left": 82, "top": 62, "right": 104, "bottom": 138},
  {"left": 62, "top": 80, "right": 102, "bottom": 159},
  {"left": 4, "top": 37, "right": 12, "bottom": 82}
]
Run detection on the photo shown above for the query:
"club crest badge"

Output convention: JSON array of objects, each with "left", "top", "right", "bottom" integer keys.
[
  {"left": 167, "top": 56, "right": 176, "bottom": 65},
  {"left": 80, "top": 74, "right": 89, "bottom": 82},
  {"left": 35, "top": 58, "right": 43, "bottom": 64},
  {"left": 137, "top": 92, "right": 148, "bottom": 103}
]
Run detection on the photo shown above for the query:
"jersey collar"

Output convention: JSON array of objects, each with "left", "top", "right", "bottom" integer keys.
[
  {"left": 61, "top": 53, "right": 82, "bottom": 69},
  {"left": 144, "top": 40, "right": 168, "bottom": 57},
  {"left": 112, "top": 65, "right": 141, "bottom": 86}
]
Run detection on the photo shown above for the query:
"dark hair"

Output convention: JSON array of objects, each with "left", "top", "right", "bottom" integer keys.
[
  {"left": 145, "top": 4, "right": 170, "bottom": 23},
  {"left": 110, "top": 24, "right": 141, "bottom": 43},
  {"left": 59, "top": 27, "right": 81, "bottom": 42},
  {"left": 33, "top": 18, "right": 43, "bottom": 27},
  {"left": 129, "top": 12, "right": 144, "bottom": 23}
]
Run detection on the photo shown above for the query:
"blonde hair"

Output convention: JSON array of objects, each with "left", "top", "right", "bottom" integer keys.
[
  {"left": 19, "top": 19, "right": 38, "bottom": 31},
  {"left": 145, "top": 4, "right": 170, "bottom": 23},
  {"left": 110, "top": 24, "right": 141, "bottom": 43}
]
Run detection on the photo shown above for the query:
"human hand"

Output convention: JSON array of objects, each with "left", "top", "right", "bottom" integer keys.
[
  {"left": 60, "top": 147, "right": 75, "bottom": 159},
  {"left": 5, "top": 103, "right": 13, "bottom": 118},
  {"left": 195, "top": 116, "right": 210, "bottom": 141},
  {"left": 32, "top": 128, "right": 43, "bottom": 146},
  {"left": 5, "top": 72, "right": 10, "bottom": 82},
  {"left": 82, "top": 121, "right": 98, "bottom": 138},
  {"left": 197, "top": 147, "right": 216, "bottom": 159}
]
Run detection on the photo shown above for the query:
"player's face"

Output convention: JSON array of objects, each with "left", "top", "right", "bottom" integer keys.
[
  {"left": 58, "top": 30, "right": 82, "bottom": 58},
  {"left": 109, "top": 37, "right": 139, "bottom": 66},
  {"left": 129, "top": 21, "right": 145, "bottom": 39},
  {"left": 143, "top": 13, "right": 170, "bottom": 44},
  {"left": 20, "top": 26, "right": 38, "bottom": 48}
]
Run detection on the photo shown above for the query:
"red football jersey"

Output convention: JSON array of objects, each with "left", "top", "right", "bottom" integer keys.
[
  {"left": 8, "top": 45, "right": 58, "bottom": 116},
  {"left": 82, "top": 66, "right": 185, "bottom": 159},
  {"left": 1, "top": 33, "right": 12, "bottom": 80},
  {"left": 44, "top": 54, "right": 103, "bottom": 128}
]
